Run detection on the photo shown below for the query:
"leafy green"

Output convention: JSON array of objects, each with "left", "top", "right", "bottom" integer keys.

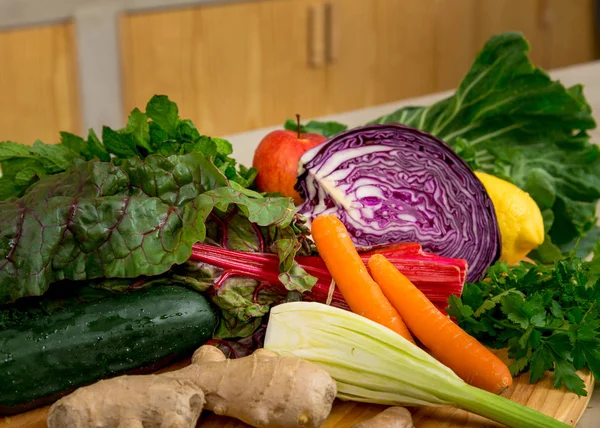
[
  {"left": 447, "top": 254, "right": 600, "bottom": 396},
  {"left": 0, "top": 152, "right": 295, "bottom": 305},
  {"left": 172, "top": 212, "right": 314, "bottom": 339},
  {"left": 285, "top": 33, "right": 599, "bottom": 261},
  {"left": 0, "top": 95, "right": 256, "bottom": 200}
]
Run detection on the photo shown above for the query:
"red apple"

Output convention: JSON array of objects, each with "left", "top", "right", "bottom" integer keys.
[{"left": 253, "top": 127, "right": 326, "bottom": 205}]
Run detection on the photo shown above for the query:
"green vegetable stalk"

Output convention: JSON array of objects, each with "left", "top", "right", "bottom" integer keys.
[{"left": 265, "top": 302, "right": 569, "bottom": 428}]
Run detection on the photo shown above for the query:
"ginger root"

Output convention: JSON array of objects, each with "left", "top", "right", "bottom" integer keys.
[
  {"left": 351, "top": 406, "right": 414, "bottom": 428},
  {"left": 47, "top": 345, "right": 337, "bottom": 428},
  {"left": 47, "top": 376, "right": 204, "bottom": 428},
  {"left": 168, "top": 346, "right": 337, "bottom": 427}
]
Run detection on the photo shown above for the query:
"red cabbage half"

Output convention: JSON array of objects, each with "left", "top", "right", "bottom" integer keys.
[{"left": 295, "top": 124, "right": 501, "bottom": 282}]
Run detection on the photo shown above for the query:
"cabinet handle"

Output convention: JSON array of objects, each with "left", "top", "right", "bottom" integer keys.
[
  {"left": 308, "top": 4, "right": 326, "bottom": 67},
  {"left": 324, "top": 2, "right": 338, "bottom": 64}
]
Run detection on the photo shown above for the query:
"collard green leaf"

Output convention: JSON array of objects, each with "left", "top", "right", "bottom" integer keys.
[{"left": 368, "top": 34, "right": 598, "bottom": 262}]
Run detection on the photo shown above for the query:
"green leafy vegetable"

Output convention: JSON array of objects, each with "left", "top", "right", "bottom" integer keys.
[
  {"left": 0, "top": 95, "right": 257, "bottom": 200},
  {"left": 447, "top": 254, "right": 600, "bottom": 396},
  {"left": 175, "top": 212, "right": 314, "bottom": 339},
  {"left": 0, "top": 96, "right": 312, "bottom": 340},
  {"left": 0, "top": 152, "right": 296, "bottom": 305}
]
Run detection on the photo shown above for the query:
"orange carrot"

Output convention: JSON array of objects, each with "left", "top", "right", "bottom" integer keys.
[
  {"left": 311, "top": 215, "right": 414, "bottom": 344},
  {"left": 368, "top": 253, "right": 512, "bottom": 394}
]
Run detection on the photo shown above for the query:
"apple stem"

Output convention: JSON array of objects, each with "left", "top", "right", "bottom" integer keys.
[{"left": 296, "top": 113, "right": 301, "bottom": 139}]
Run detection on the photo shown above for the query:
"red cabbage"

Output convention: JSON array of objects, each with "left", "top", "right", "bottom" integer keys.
[{"left": 295, "top": 124, "right": 501, "bottom": 282}]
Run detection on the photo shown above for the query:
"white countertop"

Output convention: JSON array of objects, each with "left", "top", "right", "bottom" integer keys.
[{"left": 225, "top": 60, "right": 600, "bottom": 427}]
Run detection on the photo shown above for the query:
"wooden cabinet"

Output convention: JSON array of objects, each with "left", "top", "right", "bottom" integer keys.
[
  {"left": 120, "top": 0, "right": 599, "bottom": 138},
  {"left": 322, "top": 0, "right": 438, "bottom": 112},
  {"left": 0, "top": 23, "right": 80, "bottom": 145},
  {"left": 120, "top": 0, "right": 329, "bottom": 137},
  {"left": 0, "top": 0, "right": 597, "bottom": 145}
]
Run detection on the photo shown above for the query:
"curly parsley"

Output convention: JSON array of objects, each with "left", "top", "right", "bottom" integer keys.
[{"left": 447, "top": 251, "right": 600, "bottom": 396}]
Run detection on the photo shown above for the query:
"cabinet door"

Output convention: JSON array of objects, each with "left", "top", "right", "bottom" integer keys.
[
  {"left": 120, "top": 0, "right": 327, "bottom": 137},
  {"left": 323, "top": 0, "right": 440, "bottom": 113},
  {"left": 0, "top": 23, "right": 80, "bottom": 144},
  {"left": 323, "top": 0, "right": 475, "bottom": 112},
  {"left": 324, "top": 0, "right": 598, "bottom": 112}
]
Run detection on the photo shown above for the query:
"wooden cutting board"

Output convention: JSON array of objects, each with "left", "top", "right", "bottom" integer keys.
[{"left": 1, "top": 350, "right": 593, "bottom": 428}]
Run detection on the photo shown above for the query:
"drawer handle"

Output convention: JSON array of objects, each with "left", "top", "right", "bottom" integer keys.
[
  {"left": 308, "top": 4, "right": 326, "bottom": 67},
  {"left": 325, "top": 2, "right": 338, "bottom": 64}
]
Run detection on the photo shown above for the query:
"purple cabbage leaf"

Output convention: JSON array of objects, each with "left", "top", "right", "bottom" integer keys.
[{"left": 296, "top": 124, "right": 501, "bottom": 282}]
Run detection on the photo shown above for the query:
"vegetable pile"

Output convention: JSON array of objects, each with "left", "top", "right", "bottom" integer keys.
[
  {"left": 0, "top": 29, "right": 598, "bottom": 428},
  {"left": 0, "top": 96, "right": 315, "bottom": 340}
]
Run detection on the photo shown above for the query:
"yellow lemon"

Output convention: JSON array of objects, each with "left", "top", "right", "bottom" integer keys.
[{"left": 475, "top": 171, "right": 544, "bottom": 264}]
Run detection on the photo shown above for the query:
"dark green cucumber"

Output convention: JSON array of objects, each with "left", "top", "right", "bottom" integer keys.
[{"left": 0, "top": 285, "right": 217, "bottom": 414}]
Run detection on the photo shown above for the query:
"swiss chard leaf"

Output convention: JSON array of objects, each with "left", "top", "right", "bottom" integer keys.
[
  {"left": 271, "top": 238, "right": 318, "bottom": 293},
  {"left": 0, "top": 153, "right": 295, "bottom": 304},
  {"left": 0, "top": 96, "right": 256, "bottom": 201}
]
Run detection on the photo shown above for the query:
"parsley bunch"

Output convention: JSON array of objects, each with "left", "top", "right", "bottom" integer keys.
[{"left": 447, "top": 253, "right": 600, "bottom": 396}]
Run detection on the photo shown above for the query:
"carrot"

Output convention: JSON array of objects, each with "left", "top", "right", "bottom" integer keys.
[
  {"left": 311, "top": 215, "right": 414, "bottom": 344},
  {"left": 368, "top": 253, "right": 512, "bottom": 394}
]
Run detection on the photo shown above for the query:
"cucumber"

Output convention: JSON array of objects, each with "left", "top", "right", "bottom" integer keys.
[{"left": 0, "top": 285, "right": 217, "bottom": 414}]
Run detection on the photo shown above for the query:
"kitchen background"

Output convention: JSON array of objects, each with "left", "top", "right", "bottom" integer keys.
[{"left": 0, "top": 0, "right": 599, "bottom": 147}]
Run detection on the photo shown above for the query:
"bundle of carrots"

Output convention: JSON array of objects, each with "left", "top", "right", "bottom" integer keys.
[{"left": 311, "top": 214, "right": 512, "bottom": 395}]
